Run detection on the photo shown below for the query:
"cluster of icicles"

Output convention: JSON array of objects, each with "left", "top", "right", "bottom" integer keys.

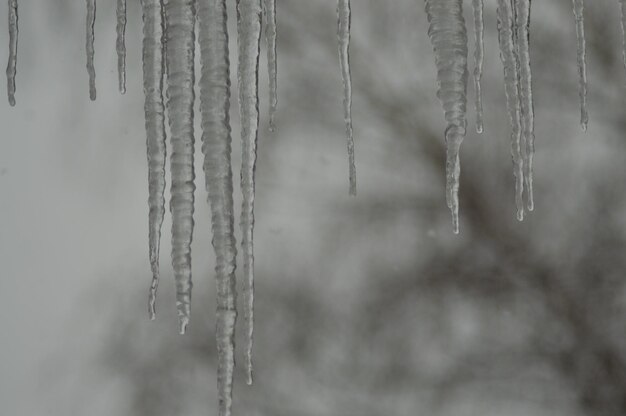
[{"left": 4, "top": 0, "right": 625, "bottom": 413}]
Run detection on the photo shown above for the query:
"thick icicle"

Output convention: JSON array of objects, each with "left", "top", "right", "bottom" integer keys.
[
  {"left": 165, "top": 0, "right": 196, "bottom": 334},
  {"left": 6, "top": 0, "right": 17, "bottom": 107},
  {"left": 515, "top": 0, "right": 535, "bottom": 211},
  {"left": 496, "top": 0, "right": 524, "bottom": 221},
  {"left": 264, "top": 0, "right": 277, "bottom": 130},
  {"left": 619, "top": 0, "right": 626, "bottom": 68},
  {"left": 116, "top": 0, "right": 127, "bottom": 94},
  {"left": 86, "top": 0, "right": 96, "bottom": 100},
  {"left": 142, "top": 0, "right": 167, "bottom": 320},
  {"left": 198, "top": 0, "right": 238, "bottom": 412},
  {"left": 572, "top": 0, "right": 588, "bottom": 130},
  {"left": 236, "top": 0, "right": 262, "bottom": 385},
  {"left": 424, "top": 0, "right": 469, "bottom": 234},
  {"left": 337, "top": 0, "right": 357, "bottom": 196},
  {"left": 471, "top": 0, "right": 484, "bottom": 133}
]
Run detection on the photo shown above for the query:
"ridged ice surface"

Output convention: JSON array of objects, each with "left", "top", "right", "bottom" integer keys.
[
  {"left": 165, "top": 0, "right": 196, "bottom": 334},
  {"left": 264, "top": 0, "right": 277, "bottom": 130},
  {"left": 198, "top": 0, "right": 238, "bottom": 414},
  {"left": 142, "top": 0, "right": 167, "bottom": 320},
  {"left": 572, "top": 0, "right": 588, "bottom": 130},
  {"left": 424, "top": 0, "right": 469, "bottom": 234},
  {"left": 6, "top": 0, "right": 17, "bottom": 106},
  {"left": 337, "top": 0, "right": 357, "bottom": 196},
  {"left": 236, "top": 0, "right": 262, "bottom": 385},
  {"left": 86, "top": 0, "right": 96, "bottom": 101},
  {"left": 497, "top": 0, "right": 524, "bottom": 221},
  {"left": 515, "top": 0, "right": 535, "bottom": 211},
  {"left": 116, "top": 0, "right": 127, "bottom": 94},
  {"left": 471, "top": 0, "right": 483, "bottom": 133}
]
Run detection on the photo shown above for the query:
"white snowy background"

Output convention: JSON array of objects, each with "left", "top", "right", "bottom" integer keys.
[{"left": 2, "top": 1, "right": 626, "bottom": 415}]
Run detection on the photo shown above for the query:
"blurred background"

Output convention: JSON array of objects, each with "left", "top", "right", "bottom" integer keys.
[{"left": 2, "top": 1, "right": 626, "bottom": 415}]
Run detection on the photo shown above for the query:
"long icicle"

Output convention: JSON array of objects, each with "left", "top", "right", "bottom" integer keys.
[
  {"left": 496, "top": 0, "right": 524, "bottom": 221},
  {"left": 572, "top": 0, "right": 588, "bottom": 130},
  {"left": 198, "top": 0, "right": 238, "bottom": 412},
  {"left": 142, "top": 0, "right": 167, "bottom": 320},
  {"left": 337, "top": 0, "right": 357, "bottom": 196},
  {"left": 6, "top": 0, "right": 17, "bottom": 106},
  {"left": 471, "top": 0, "right": 484, "bottom": 133},
  {"left": 86, "top": 0, "right": 97, "bottom": 100},
  {"left": 516, "top": 0, "right": 535, "bottom": 211},
  {"left": 116, "top": 0, "right": 127, "bottom": 94},
  {"left": 236, "top": 0, "right": 262, "bottom": 385},
  {"left": 424, "top": 0, "right": 469, "bottom": 234},
  {"left": 619, "top": 0, "right": 626, "bottom": 72},
  {"left": 165, "top": 0, "right": 196, "bottom": 334},
  {"left": 264, "top": 0, "right": 277, "bottom": 131}
]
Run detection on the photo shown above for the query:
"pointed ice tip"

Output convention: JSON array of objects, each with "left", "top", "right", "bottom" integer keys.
[
  {"left": 476, "top": 123, "right": 483, "bottom": 134},
  {"left": 178, "top": 316, "right": 189, "bottom": 335},
  {"left": 581, "top": 121, "right": 588, "bottom": 132},
  {"left": 246, "top": 370, "right": 253, "bottom": 386},
  {"left": 516, "top": 209, "right": 524, "bottom": 222}
]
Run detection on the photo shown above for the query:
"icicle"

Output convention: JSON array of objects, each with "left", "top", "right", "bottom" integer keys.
[
  {"left": 572, "top": 0, "right": 588, "bottom": 130},
  {"left": 337, "top": 0, "right": 357, "bottom": 196},
  {"left": 116, "top": 0, "right": 127, "bottom": 94},
  {"left": 619, "top": 0, "right": 626, "bottom": 72},
  {"left": 471, "top": 0, "right": 484, "bottom": 133},
  {"left": 496, "top": 0, "right": 524, "bottom": 221},
  {"left": 165, "top": 0, "right": 196, "bottom": 334},
  {"left": 264, "top": 0, "right": 277, "bottom": 131},
  {"left": 515, "top": 0, "right": 535, "bottom": 211},
  {"left": 6, "top": 0, "right": 17, "bottom": 107},
  {"left": 424, "top": 0, "right": 469, "bottom": 234},
  {"left": 142, "top": 0, "right": 167, "bottom": 320},
  {"left": 86, "top": 0, "right": 97, "bottom": 101},
  {"left": 198, "top": 0, "right": 238, "bottom": 411},
  {"left": 236, "top": 0, "right": 261, "bottom": 385}
]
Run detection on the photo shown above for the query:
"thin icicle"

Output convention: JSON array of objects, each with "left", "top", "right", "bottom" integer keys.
[
  {"left": 116, "top": 0, "right": 127, "bottom": 94},
  {"left": 6, "top": 0, "right": 17, "bottom": 107},
  {"left": 198, "top": 0, "right": 237, "bottom": 411},
  {"left": 471, "top": 0, "right": 484, "bottom": 133},
  {"left": 337, "top": 0, "right": 357, "bottom": 196},
  {"left": 619, "top": 0, "right": 626, "bottom": 72},
  {"left": 424, "top": 0, "right": 469, "bottom": 234},
  {"left": 264, "top": 0, "right": 277, "bottom": 131},
  {"left": 86, "top": 0, "right": 96, "bottom": 100},
  {"left": 496, "top": 0, "right": 524, "bottom": 221},
  {"left": 142, "top": 0, "right": 167, "bottom": 320},
  {"left": 236, "top": 0, "right": 261, "bottom": 385},
  {"left": 572, "top": 0, "right": 588, "bottom": 130},
  {"left": 515, "top": 0, "right": 535, "bottom": 211},
  {"left": 165, "top": 0, "right": 196, "bottom": 334}
]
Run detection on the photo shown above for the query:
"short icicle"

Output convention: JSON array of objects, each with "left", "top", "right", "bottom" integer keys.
[
  {"left": 142, "top": 0, "right": 167, "bottom": 320},
  {"left": 165, "top": 0, "right": 196, "bottom": 334},
  {"left": 264, "top": 0, "right": 277, "bottom": 130},
  {"left": 198, "top": 0, "right": 238, "bottom": 412},
  {"left": 116, "top": 0, "right": 127, "bottom": 94},
  {"left": 337, "top": 0, "right": 357, "bottom": 196},
  {"left": 86, "top": 0, "right": 97, "bottom": 100},
  {"left": 496, "top": 0, "right": 524, "bottom": 221},
  {"left": 236, "top": 0, "right": 262, "bottom": 385},
  {"left": 572, "top": 0, "right": 588, "bottom": 130},
  {"left": 515, "top": 0, "right": 535, "bottom": 211},
  {"left": 471, "top": 0, "right": 484, "bottom": 133},
  {"left": 6, "top": 0, "right": 17, "bottom": 106},
  {"left": 424, "top": 0, "right": 469, "bottom": 234}
]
